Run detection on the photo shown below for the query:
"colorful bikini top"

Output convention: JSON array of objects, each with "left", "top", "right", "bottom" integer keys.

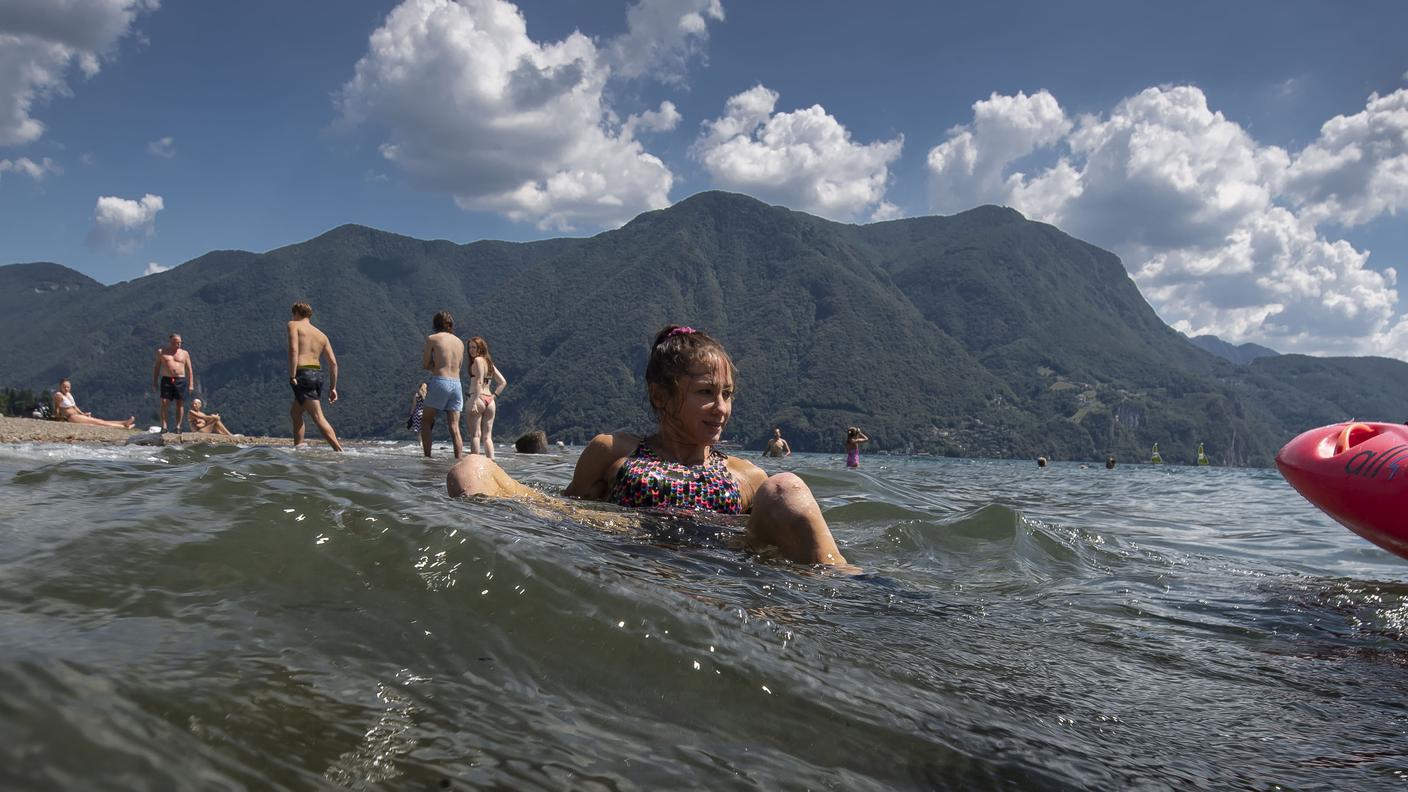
[{"left": 605, "top": 442, "right": 743, "bottom": 514}]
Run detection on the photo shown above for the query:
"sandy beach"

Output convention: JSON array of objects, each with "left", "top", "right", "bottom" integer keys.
[{"left": 0, "top": 415, "right": 296, "bottom": 447}]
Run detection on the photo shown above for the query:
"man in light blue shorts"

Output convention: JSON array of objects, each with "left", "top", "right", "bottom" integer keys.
[{"left": 420, "top": 311, "right": 466, "bottom": 458}]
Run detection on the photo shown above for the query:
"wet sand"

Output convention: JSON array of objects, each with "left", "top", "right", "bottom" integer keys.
[{"left": 0, "top": 415, "right": 296, "bottom": 447}]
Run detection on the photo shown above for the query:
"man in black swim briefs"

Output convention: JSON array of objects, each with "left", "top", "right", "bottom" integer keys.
[{"left": 152, "top": 332, "right": 195, "bottom": 432}]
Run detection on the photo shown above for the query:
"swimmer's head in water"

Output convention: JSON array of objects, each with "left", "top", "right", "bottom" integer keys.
[
  {"left": 645, "top": 324, "right": 736, "bottom": 421},
  {"left": 291, "top": 302, "right": 313, "bottom": 319}
]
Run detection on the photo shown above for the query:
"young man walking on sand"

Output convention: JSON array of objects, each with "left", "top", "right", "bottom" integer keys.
[
  {"left": 419, "top": 310, "right": 466, "bottom": 458},
  {"left": 152, "top": 333, "right": 195, "bottom": 432},
  {"left": 286, "top": 302, "right": 343, "bottom": 451}
]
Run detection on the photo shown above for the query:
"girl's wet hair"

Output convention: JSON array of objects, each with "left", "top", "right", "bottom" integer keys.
[{"left": 645, "top": 324, "right": 736, "bottom": 415}]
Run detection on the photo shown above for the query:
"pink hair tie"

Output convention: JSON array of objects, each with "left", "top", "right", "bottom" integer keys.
[{"left": 666, "top": 326, "right": 697, "bottom": 338}]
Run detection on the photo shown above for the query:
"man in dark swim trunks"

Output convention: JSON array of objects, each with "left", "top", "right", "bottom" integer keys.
[
  {"left": 286, "top": 302, "right": 343, "bottom": 451},
  {"left": 151, "top": 333, "right": 195, "bottom": 432}
]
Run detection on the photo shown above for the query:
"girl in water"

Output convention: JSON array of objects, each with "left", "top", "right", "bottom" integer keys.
[
  {"left": 466, "top": 336, "right": 507, "bottom": 458},
  {"left": 447, "top": 325, "right": 848, "bottom": 566},
  {"left": 51, "top": 378, "right": 136, "bottom": 429},
  {"left": 845, "top": 426, "right": 869, "bottom": 468}
]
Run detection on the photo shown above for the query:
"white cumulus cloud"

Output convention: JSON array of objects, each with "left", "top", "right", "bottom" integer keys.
[
  {"left": 338, "top": 0, "right": 713, "bottom": 231},
  {"left": 0, "top": 155, "right": 60, "bottom": 182},
  {"left": 925, "top": 85, "right": 1408, "bottom": 358},
  {"left": 87, "top": 192, "right": 163, "bottom": 253},
  {"left": 1283, "top": 89, "right": 1408, "bottom": 228},
  {"left": 0, "top": 0, "right": 158, "bottom": 146},
  {"left": 928, "top": 90, "right": 1071, "bottom": 216},
  {"left": 146, "top": 135, "right": 174, "bottom": 158},
  {"left": 693, "top": 85, "right": 903, "bottom": 222},
  {"left": 607, "top": 0, "right": 723, "bottom": 83},
  {"left": 142, "top": 261, "right": 168, "bottom": 276}
]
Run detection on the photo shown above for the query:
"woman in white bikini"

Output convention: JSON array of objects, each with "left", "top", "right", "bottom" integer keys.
[
  {"left": 465, "top": 336, "right": 507, "bottom": 459},
  {"left": 52, "top": 378, "right": 136, "bottom": 429}
]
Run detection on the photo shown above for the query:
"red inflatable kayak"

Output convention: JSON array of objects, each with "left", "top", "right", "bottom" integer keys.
[{"left": 1276, "top": 421, "right": 1408, "bottom": 559}]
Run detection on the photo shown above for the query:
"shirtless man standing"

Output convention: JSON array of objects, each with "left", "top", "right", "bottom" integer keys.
[
  {"left": 286, "top": 302, "right": 343, "bottom": 451},
  {"left": 420, "top": 310, "right": 465, "bottom": 458},
  {"left": 763, "top": 427, "right": 792, "bottom": 457},
  {"left": 152, "top": 333, "right": 195, "bottom": 432}
]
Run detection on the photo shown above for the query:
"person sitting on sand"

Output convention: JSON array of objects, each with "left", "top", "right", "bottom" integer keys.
[
  {"left": 447, "top": 325, "right": 848, "bottom": 566},
  {"left": 763, "top": 427, "right": 792, "bottom": 457},
  {"left": 188, "top": 399, "right": 235, "bottom": 436},
  {"left": 51, "top": 378, "right": 135, "bottom": 429},
  {"left": 845, "top": 426, "right": 869, "bottom": 468}
]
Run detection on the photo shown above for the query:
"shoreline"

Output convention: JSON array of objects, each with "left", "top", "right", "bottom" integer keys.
[{"left": 0, "top": 415, "right": 299, "bottom": 447}]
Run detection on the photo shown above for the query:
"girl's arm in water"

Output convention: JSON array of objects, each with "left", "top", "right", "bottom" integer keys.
[
  {"left": 727, "top": 457, "right": 849, "bottom": 566},
  {"left": 563, "top": 433, "right": 636, "bottom": 500}
]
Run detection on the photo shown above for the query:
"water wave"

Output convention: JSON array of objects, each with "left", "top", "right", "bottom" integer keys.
[{"left": 1, "top": 447, "right": 1405, "bottom": 789}]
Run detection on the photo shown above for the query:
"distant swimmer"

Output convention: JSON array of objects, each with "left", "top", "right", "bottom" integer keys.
[
  {"left": 763, "top": 427, "right": 792, "bottom": 457},
  {"left": 151, "top": 333, "right": 194, "bottom": 432},
  {"left": 447, "top": 325, "right": 849, "bottom": 566},
  {"left": 1037, "top": 456, "right": 1048, "bottom": 468},
  {"left": 52, "top": 378, "right": 135, "bottom": 429},
  {"left": 188, "top": 398, "right": 235, "bottom": 436},
  {"left": 1106, "top": 456, "right": 1116, "bottom": 469},
  {"left": 845, "top": 426, "right": 869, "bottom": 468},
  {"left": 466, "top": 336, "right": 507, "bottom": 459},
  {"left": 285, "top": 302, "right": 343, "bottom": 451},
  {"left": 420, "top": 311, "right": 465, "bottom": 459}
]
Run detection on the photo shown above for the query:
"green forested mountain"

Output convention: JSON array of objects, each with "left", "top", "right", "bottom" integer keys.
[{"left": 2, "top": 191, "right": 1404, "bottom": 465}]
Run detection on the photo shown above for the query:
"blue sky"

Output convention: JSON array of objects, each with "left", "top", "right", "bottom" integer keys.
[{"left": 2, "top": 0, "right": 1407, "bottom": 357}]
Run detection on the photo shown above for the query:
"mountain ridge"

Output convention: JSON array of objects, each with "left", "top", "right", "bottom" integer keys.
[{"left": 2, "top": 191, "right": 1403, "bottom": 465}]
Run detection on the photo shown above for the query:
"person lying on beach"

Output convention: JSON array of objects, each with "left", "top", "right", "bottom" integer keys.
[
  {"left": 51, "top": 378, "right": 135, "bottom": 429},
  {"left": 188, "top": 399, "right": 235, "bottom": 436},
  {"left": 447, "top": 325, "right": 848, "bottom": 566}
]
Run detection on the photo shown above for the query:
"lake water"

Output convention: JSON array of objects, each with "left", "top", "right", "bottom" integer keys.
[{"left": 2, "top": 443, "right": 1406, "bottom": 790}]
